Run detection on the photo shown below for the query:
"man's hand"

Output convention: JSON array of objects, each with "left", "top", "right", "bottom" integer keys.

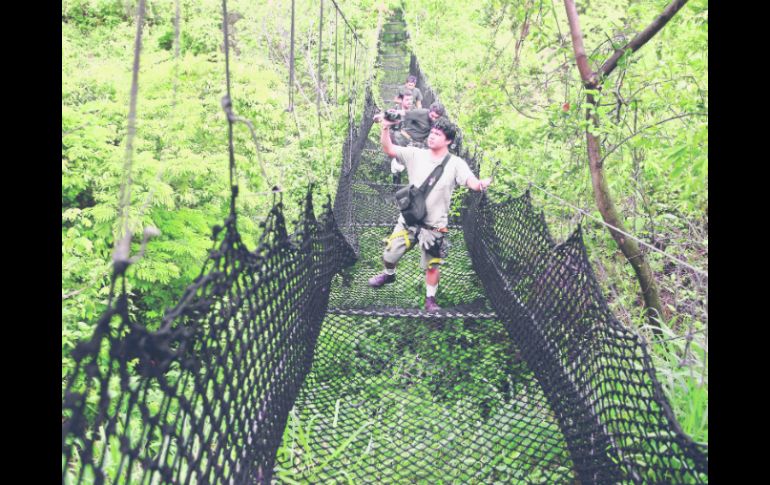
[
  {"left": 467, "top": 177, "right": 492, "bottom": 192},
  {"left": 379, "top": 112, "right": 398, "bottom": 158},
  {"left": 391, "top": 158, "right": 405, "bottom": 174},
  {"left": 417, "top": 229, "right": 438, "bottom": 250}
]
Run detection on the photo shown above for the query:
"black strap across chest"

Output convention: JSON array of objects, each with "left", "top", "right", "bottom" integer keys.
[{"left": 417, "top": 153, "right": 451, "bottom": 198}]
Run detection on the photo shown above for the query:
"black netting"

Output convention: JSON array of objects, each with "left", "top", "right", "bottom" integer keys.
[
  {"left": 62, "top": 195, "right": 355, "bottom": 484},
  {"left": 62, "top": 12, "right": 707, "bottom": 485},
  {"left": 463, "top": 192, "right": 708, "bottom": 483}
]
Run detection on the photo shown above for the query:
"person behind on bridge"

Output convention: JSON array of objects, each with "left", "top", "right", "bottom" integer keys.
[
  {"left": 368, "top": 116, "right": 491, "bottom": 311},
  {"left": 386, "top": 92, "right": 416, "bottom": 147},
  {"left": 393, "top": 74, "right": 423, "bottom": 109},
  {"left": 391, "top": 99, "right": 446, "bottom": 148},
  {"left": 385, "top": 100, "right": 447, "bottom": 176}
]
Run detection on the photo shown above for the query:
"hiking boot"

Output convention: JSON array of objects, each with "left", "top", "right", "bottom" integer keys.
[
  {"left": 368, "top": 272, "right": 396, "bottom": 288},
  {"left": 424, "top": 296, "right": 441, "bottom": 312}
]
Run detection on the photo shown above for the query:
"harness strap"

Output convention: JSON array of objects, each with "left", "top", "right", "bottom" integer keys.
[
  {"left": 385, "top": 229, "right": 411, "bottom": 250},
  {"left": 427, "top": 257, "right": 443, "bottom": 267}
]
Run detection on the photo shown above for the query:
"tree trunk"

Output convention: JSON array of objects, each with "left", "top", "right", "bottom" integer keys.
[
  {"left": 562, "top": 0, "right": 688, "bottom": 330},
  {"left": 586, "top": 93, "right": 665, "bottom": 328}
]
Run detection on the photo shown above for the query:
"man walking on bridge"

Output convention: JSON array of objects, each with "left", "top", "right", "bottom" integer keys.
[{"left": 369, "top": 115, "right": 491, "bottom": 311}]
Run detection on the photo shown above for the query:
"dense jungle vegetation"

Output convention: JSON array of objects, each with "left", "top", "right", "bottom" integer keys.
[
  {"left": 63, "top": 0, "right": 380, "bottom": 360},
  {"left": 62, "top": 0, "right": 707, "bottom": 478},
  {"left": 401, "top": 0, "right": 707, "bottom": 443}
]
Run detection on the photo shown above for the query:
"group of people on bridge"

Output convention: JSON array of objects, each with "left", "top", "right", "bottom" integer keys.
[{"left": 368, "top": 75, "right": 492, "bottom": 311}]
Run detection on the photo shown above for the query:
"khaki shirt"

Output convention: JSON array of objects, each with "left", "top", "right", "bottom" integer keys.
[{"left": 394, "top": 146, "right": 474, "bottom": 228}]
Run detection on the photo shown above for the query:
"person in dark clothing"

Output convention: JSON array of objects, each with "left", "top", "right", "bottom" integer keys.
[
  {"left": 378, "top": 99, "right": 447, "bottom": 148},
  {"left": 375, "top": 101, "right": 448, "bottom": 177}
]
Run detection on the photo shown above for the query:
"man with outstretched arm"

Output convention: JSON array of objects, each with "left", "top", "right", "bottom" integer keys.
[{"left": 368, "top": 115, "right": 491, "bottom": 311}]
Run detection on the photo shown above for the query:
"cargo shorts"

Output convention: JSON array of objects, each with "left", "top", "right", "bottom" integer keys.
[{"left": 382, "top": 221, "right": 449, "bottom": 270}]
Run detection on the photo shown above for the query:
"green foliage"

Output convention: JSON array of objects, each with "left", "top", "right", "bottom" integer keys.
[
  {"left": 62, "top": 0, "right": 381, "bottom": 377},
  {"left": 62, "top": 0, "right": 133, "bottom": 29},
  {"left": 63, "top": 0, "right": 707, "bottom": 477},
  {"left": 62, "top": 0, "right": 174, "bottom": 29},
  {"left": 402, "top": 0, "right": 707, "bottom": 445},
  {"left": 275, "top": 314, "right": 568, "bottom": 483}
]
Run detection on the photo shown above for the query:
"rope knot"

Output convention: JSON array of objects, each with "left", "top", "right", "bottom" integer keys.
[
  {"left": 112, "top": 227, "right": 161, "bottom": 274},
  {"left": 221, "top": 95, "right": 236, "bottom": 122}
]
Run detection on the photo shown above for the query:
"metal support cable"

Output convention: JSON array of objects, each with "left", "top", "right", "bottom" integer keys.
[
  {"left": 113, "top": 0, "right": 147, "bottom": 269},
  {"left": 334, "top": 9, "right": 338, "bottom": 103},
  {"left": 346, "top": 30, "right": 354, "bottom": 174},
  {"left": 317, "top": 0, "right": 323, "bottom": 112},
  {"left": 220, "top": 0, "right": 274, "bottom": 194},
  {"left": 342, "top": 25, "right": 347, "bottom": 78},
  {"left": 288, "top": 0, "right": 295, "bottom": 111},
  {"left": 229, "top": 115, "right": 274, "bottom": 190},
  {"left": 329, "top": 0, "right": 364, "bottom": 48},
  {"left": 221, "top": 0, "right": 238, "bottom": 213},
  {"left": 502, "top": 169, "right": 708, "bottom": 276},
  {"left": 352, "top": 41, "right": 358, "bottom": 121}
]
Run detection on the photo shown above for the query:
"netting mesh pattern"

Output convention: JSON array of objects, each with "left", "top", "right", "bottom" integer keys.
[
  {"left": 276, "top": 314, "right": 576, "bottom": 483},
  {"left": 62, "top": 11, "right": 707, "bottom": 485},
  {"left": 463, "top": 193, "right": 708, "bottom": 483},
  {"left": 62, "top": 196, "right": 355, "bottom": 484},
  {"left": 276, "top": 14, "right": 707, "bottom": 484}
]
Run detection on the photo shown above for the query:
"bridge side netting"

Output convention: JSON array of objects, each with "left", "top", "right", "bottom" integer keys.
[
  {"left": 463, "top": 192, "right": 708, "bottom": 482},
  {"left": 62, "top": 11, "right": 707, "bottom": 485},
  {"left": 62, "top": 194, "right": 354, "bottom": 484}
]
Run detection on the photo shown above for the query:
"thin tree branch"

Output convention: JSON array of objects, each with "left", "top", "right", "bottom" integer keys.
[
  {"left": 62, "top": 288, "right": 86, "bottom": 300},
  {"left": 599, "top": 111, "right": 705, "bottom": 165},
  {"left": 501, "top": 84, "right": 541, "bottom": 120},
  {"left": 514, "top": 0, "right": 535, "bottom": 66},
  {"left": 480, "top": 2, "right": 508, "bottom": 71},
  {"left": 599, "top": 0, "right": 689, "bottom": 79}
]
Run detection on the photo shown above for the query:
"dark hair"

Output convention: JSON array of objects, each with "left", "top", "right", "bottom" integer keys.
[
  {"left": 407, "top": 75, "right": 417, "bottom": 83},
  {"left": 429, "top": 101, "right": 446, "bottom": 117},
  {"left": 432, "top": 117, "right": 457, "bottom": 142}
]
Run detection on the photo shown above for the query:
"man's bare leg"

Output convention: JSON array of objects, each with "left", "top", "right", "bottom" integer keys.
[{"left": 425, "top": 267, "right": 440, "bottom": 310}]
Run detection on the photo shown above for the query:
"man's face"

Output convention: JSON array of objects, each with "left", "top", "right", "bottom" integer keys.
[
  {"left": 427, "top": 127, "right": 451, "bottom": 150},
  {"left": 401, "top": 95, "right": 414, "bottom": 110},
  {"left": 406, "top": 81, "right": 416, "bottom": 90},
  {"left": 428, "top": 110, "right": 441, "bottom": 122}
]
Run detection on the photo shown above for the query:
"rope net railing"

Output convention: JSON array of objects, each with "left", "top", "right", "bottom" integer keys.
[
  {"left": 463, "top": 192, "right": 708, "bottom": 482},
  {"left": 62, "top": 10, "right": 707, "bottom": 485},
  {"left": 62, "top": 195, "right": 355, "bottom": 484}
]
